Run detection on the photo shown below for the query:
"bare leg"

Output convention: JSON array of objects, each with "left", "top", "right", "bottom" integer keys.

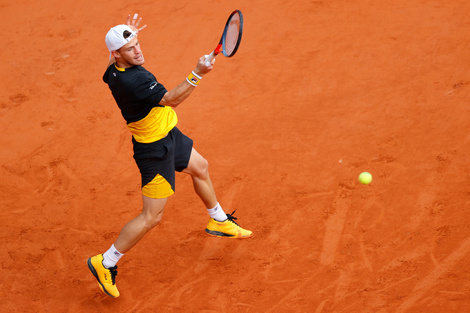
[
  {"left": 183, "top": 148, "right": 252, "bottom": 238},
  {"left": 114, "top": 148, "right": 217, "bottom": 253},
  {"left": 183, "top": 148, "right": 218, "bottom": 208},
  {"left": 114, "top": 196, "right": 167, "bottom": 253}
]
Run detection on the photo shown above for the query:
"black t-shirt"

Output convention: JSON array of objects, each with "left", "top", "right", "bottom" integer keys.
[{"left": 103, "top": 64, "right": 168, "bottom": 124}]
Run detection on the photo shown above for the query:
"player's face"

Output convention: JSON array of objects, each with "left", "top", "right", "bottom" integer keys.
[{"left": 115, "top": 36, "right": 145, "bottom": 67}]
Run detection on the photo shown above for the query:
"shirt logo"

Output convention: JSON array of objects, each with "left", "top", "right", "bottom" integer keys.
[{"left": 149, "top": 82, "right": 158, "bottom": 89}]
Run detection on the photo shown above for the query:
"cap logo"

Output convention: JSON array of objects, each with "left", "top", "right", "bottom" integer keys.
[{"left": 123, "top": 30, "right": 135, "bottom": 42}]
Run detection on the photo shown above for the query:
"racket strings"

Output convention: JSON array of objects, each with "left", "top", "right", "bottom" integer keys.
[{"left": 223, "top": 15, "right": 241, "bottom": 55}]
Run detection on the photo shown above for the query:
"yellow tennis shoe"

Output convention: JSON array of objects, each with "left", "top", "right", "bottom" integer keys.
[
  {"left": 205, "top": 211, "right": 252, "bottom": 238},
  {"left": 87, "top": 254, "right": 120, "bottom": 298}
]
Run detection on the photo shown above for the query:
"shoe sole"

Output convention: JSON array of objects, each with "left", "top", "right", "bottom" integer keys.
[
  {"left": 205, "top": 229, "right": 252, "bottom": 238},
  {"left": 87, "top": 258, "right": 117, "bottom": 298}
]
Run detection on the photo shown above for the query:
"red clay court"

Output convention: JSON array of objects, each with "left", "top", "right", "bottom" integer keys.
[{"left": 1, "top": 0, "right": 469, "bottom": 312}]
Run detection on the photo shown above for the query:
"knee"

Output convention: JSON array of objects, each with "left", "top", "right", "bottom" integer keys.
[
  {"left": 193, "top": 157, "right": 210, "bottom": 179},
  {"left": 141, "top": 206, "right": 165, "bottom": 230},
  {"left": 141, "top": 196, "right": 167, "bottom": 230},
  {"left": 143, "top": 213, "right": 163, "bottom": 230}
]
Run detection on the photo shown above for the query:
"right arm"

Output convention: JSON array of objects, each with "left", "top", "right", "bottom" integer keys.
[{"left": 159, "top": 56, "right": 215, "bottom": 107}]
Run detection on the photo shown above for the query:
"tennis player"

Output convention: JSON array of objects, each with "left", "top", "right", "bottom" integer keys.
[{"left": 87, "top": 14, "right": 252, "bottom": 298}]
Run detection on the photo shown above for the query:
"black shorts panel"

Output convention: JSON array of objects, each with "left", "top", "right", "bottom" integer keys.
[{"left": 132, "top": 127, "right": 193, "bottom": 197}]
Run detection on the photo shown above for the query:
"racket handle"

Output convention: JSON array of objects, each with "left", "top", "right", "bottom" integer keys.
[{"left": 205, "top": 51, "right": 216, "bottom": 67}]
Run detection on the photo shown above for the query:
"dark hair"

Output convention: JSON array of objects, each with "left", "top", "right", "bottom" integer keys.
[{"left": 123, "top": 30, "right": 132, "bottom": 39}]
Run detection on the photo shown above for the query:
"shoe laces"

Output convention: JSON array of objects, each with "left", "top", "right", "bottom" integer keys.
[
  {"left": 226, "top": 210, "right": 240, "bottom": 226},
  {"left": 108, "top": 266, "right": 118, "bottom": 285}
]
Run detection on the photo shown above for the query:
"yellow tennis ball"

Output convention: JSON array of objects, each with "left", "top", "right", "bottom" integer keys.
[{"left": 358, "top": 172, "right": 372, "bottom": 184}]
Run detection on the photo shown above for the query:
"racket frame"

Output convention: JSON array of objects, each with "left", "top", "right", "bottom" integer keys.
[{"left": 205, "top": 10, "right": 243, "bottom": 64}]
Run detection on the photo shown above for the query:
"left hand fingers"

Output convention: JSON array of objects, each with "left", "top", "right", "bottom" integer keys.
[
  {"left": 137, "top": 24, "right": 147, "bottom": 33},
  {"left": 126, "top": 13, "right": 146, "bottom": 33},
  {"left": 131, "top": 13, "right": 139, "bottom": 26}
]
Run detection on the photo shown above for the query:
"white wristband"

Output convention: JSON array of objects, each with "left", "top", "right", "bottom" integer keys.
[
  {"left": 191, "top": 71, "right": 202, "bottom": 80},
  {"left": 186, "top": 71, "right": 202, "bottom": 87},
  {"left": 186, "top": 77, "right": 198, "bottom": 87}
]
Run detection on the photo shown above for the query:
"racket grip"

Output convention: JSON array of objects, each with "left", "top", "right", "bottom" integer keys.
[{"left": 205, "top": 51, "right": 216, "bottom": 66}]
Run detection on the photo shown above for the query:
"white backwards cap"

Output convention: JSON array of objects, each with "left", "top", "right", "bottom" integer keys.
[{"left": 105, "top": 25, "right": 137, "bottom": 51}]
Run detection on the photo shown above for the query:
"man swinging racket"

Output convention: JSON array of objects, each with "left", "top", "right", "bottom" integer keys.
[{"left": 87, "top": 13, "right": 252, "bottom": 298}]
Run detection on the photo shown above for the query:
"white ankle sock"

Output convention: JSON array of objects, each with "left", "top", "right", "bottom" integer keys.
[
  {"left": 102, "top": 244, "right": 124, "bottom": 268},
  {"left": 207, "top": 202, "right": 227, "bottom": 222}
]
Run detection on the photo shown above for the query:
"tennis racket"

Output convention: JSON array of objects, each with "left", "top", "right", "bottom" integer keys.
[{"left": 205, "top": 10, "right": 244, "bottom": 66}]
